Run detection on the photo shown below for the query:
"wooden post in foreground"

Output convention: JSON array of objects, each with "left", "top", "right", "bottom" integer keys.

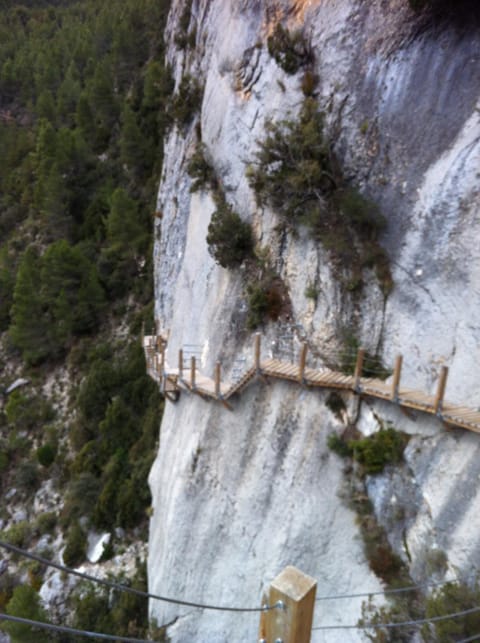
[
  {"left": 353, "top": 348, "right": 365, "bottom": 391},
  {"left": 178, "top": 349, "right": 183, "bottom": 379},
  {"left": 215, "top": 361, "right": 221, "bottom": 397},
  {"left": 258, "top": 566, "right": 317, "bottom": 643},
  {"left": 190, "top": 356, "right": 196, "bottom": 390},
  {"left": 298, "top": 343, "right": 308, "bottom": 384},
  {"left": 434, "top": 366, "right": 448, "bottom": 414},
  {"left": 391, "top": 355, "right": 403, "bottom": 401},
  {"left": 254, "top": 333, "right": 261, "bottom": 372}
]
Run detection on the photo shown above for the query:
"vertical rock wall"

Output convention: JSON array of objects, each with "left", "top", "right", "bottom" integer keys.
[{"left": 149, "top": 1, "right": 480, "bottom": 640}]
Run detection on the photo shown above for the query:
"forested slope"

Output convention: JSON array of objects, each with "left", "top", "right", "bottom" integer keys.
[{"left": 0, "top": 1, "right": 170, "bottom": 638}]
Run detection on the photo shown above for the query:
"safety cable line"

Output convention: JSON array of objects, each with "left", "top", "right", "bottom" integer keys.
[
  {"left": 0, "top": 541, "right": 276, "bottom": 613},
  {"left": 315, "top": 577, "right": 456, "bottom": 601},
  {"left": 312, "top": 605, "right": 480, "bottom": 630},
  {"left": 0, "top": 613, "right": 154, "bottom": 643},
  {"left": 458, "top": 634, "right": 480, "bottom": 643}
]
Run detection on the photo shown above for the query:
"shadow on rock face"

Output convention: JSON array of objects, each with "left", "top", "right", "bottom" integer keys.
[{"left": 414, "top": 0, "right": 480, "bottom": 28}]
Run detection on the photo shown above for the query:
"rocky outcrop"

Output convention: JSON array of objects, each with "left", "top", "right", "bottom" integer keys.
[{"left": 149, "top": 1, "right": 480, "bottom": 640}]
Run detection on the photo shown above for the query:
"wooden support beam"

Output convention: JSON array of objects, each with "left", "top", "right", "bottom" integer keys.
[
  {"left": 190, "top": 356, "right": 196, "bottom": 390},
  {"left": 254, "top": 333, "right": 261, "bottom": 372},
  {"left": 434, "top": 366, "right": 448, "bottom": 415},
  {"left": 391, "top": 355, "right": 403, "bottom": 401},
  {"left": 353, "top": 348, "right": 365, "bottom": 391},
  {"left": 215, "top": 361, "right": 221, "bottom": 398},
  {"left": 178, "top": 349, "right": 183, "bottom": 379},
  {"left": 159, "top": 345, "right": 165, "bottom": 375},
  {"left": 258, "top": 566, "right": 317, "bottom": 643},
  {"left": 298, "top": 343, "right": 308, "bottom": 384},
  {"left": 156, "top": 334, "right": 164, "bottom": 352}
]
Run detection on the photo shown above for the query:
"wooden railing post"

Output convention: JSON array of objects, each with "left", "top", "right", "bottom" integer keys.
[
  {"left": 215, "top": 361, "right": 221, "bottom": 398},
  {"left": 178, "top": 349, "right": 183, "bottom": 379},
  {"left": 254, "top": 333, "right": 261, "bottom": 373},
  {"left": 258, "top": 566, "right": 317, "bottom": 643},
  {"left": 190, "top": 356, "right": 196, "bottom": 390},
  {"left": 391, "top": 355, "right": 403, "bottom": 402},
  {"left": 353, "top": 348, "right": 365, "bottom": 391},
  {"left": 434, "top": 366, "right": 448, "bottom": 414},
  {"left": 298, "top": 343, "right": 308, "bottom": 384}
]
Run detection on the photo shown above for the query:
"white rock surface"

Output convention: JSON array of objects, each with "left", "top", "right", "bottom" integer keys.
[
  {"left": 86, "top": 531, "right": 111, "bottom": 564},
  {"left": 149, "top": 0, "right": 480, "bottom": 640}
]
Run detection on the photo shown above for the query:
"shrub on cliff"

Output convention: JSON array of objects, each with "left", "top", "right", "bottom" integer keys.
[
  {"left": 267, "top": 23, "right": 313, "bottom": 74},
  {"left": 206, "top": 198, "right": 254, "bottom": 268}
]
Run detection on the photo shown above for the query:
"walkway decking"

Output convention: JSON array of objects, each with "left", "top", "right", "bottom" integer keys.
[{"left": 143, "top": 333, "right": 480, "bottom": 434}]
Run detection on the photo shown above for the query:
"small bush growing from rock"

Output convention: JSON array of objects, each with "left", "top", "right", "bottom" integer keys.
[
  {"left": 328, "top": 426, "right": 408, "bottom": 475},
  {"left": 169, "top": 74, "right": 203, "bottom": 127},
  {"left": 36, "top": 443, "right": 56, "bottom": 468},
  {"left": 1, "top": 521, "right": 32, "bottom": 548},
  {"left": 267, "top": 23, "right": 313, "bottom": 74},
  {"left": 206, "top": 198, "right": 254, "bottom": 269},
  {"left": 187, "top": 143, "right": 218, "bottom": 193},
  {"left": 325, "top": 392, "right": 347, "bottom": 419},
  {"left": 63, "top": 521, "right": 87, "bottom": 567},
  {"left": 351, "top": 428, "right": 408, "bottom": 474},
  {"left": 247, "top": 98, "right": 393, "bottom": 294},
  {"left": 327, "top": 432, "right": 353, "bottom": 458}
]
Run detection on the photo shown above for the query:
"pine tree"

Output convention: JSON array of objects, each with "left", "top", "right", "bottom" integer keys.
[
  {"left": 9, "top": 248, "right": 51, "bottom": 364},
  {"left": 119, "top": 103, "right": 151, "bottom": 178},
  {"left": 3, "top": 585, "right": 49, "bottom": 643}
]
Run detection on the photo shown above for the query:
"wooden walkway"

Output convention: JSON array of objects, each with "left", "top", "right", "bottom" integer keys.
[{"left": 143, "top": 333, "right": 480, "bottom": 434}]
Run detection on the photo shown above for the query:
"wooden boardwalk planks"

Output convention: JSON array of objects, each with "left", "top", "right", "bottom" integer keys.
[{"left": 143, "top": 335, "right": 480, "bottom": 434}]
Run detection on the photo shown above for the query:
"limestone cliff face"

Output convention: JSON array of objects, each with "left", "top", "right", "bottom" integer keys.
[{"left": 148, "top": 1, "right": 480, "bottom": 640}]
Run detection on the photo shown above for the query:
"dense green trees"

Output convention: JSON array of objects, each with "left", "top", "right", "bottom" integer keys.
[
  {"left": 0, "top": 0, "right": 173, "bottom": 366},
  {"left": 9, "top": 242, "right": 105, "bottom": 364},
  {"left": 3, "top": 585, "right": 49, "bottom": 643},
  {"left": 0, "top": 3, "right": 170, "bottom": 638}
]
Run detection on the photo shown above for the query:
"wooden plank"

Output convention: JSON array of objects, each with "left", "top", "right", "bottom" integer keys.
[{"left": 444, "top": 409, "right": 480, "bottom": 420}]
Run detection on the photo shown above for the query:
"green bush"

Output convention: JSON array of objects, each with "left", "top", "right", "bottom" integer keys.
[
  {"left": 304, "top": 282, "right": 319, "bottom": 301},
  {"left": 16, "top": 461, "right": 40, "bottom": 494},
  {"left": 5, "top": 391, "right": 54, "bottom": 432},
  {"left": 246, "top": 276, "right": 285, "bottom": 330},
  {"left": 327, "top": 432, "right": 352, "bottom": 458},
  {"left": 247, "top": 98, "right": 392, "bottom": 294},
  {"left": 328, "top": 426, "right": 408, "bottom": 474},
  {"left": 169, "top": 74, "right": 203, "bottom": 127},
  {"left": 247, "top": 98, "right": 334, "bottom": 225},
  {"left": 63, "top": 521, "right": 86, "bottom": 567},
  {"left": 422, "top": 581, "right": 480, "bottom": 642},
  {"left": 36, "top": 443, "right": 56, "bottom": 467},
  {"left": 70, "top": 563, "right": 169, "bottom": 641},
  {"left": 267, "top": 23, "right": 313, "bottom": 74},
  {"left": 206, "top": 199, "right": 254, "bottom": 269},
  {"left": 34, "top": 511, "right": 57, "bottom": 536},
  {"left": 187, "top": 143, "right": 218, "bottom": 193},
  {"left": 174, "top": 0, "right": 193, "bottom": 49},
  {"left": 3, "top": 585, "right": 49, "bottom": 643},
  {"left": 325, "top": 392, "right": 346, "bottom": 418},
  {"left": 1, "top": 522, "right": 32, "bottom": 548},
  {"left": 335, "top": 188, "right": 386, "bottom": 239},
  {"left": 351, "top": 428, "right": 408, "bottom": 474}
]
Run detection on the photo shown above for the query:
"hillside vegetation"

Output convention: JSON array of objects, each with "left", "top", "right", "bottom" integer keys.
[{"left": 0, "top": 0, "right": 171, "bottom": 638}]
